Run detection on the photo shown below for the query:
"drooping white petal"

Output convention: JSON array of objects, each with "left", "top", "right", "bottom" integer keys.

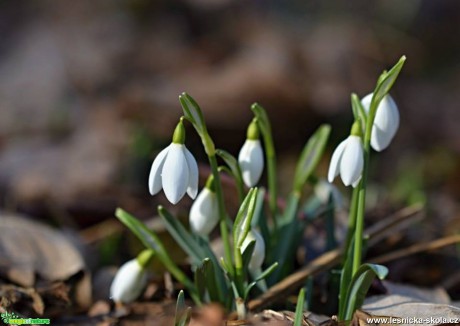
[
  {"left": 362, "top": 93, "right": 399, "bottom": 152},
  {"left": 148, "top": 145, "right": 170, "bottom": 195},
  {"left": 371, "top": 95, "right": 399, "bottom": 151},
  {"left": 241, "top": 230, "right": 265, "bottom": 271},
  {"left": 327, "top": 139, "right": 347, "bottom": 183},
  {"left": 340, "top": 136, "right": 363, "bottom": 186},
  {"left": 162, "top": 144, "right": 189, "bottom": 204},
  {"left": 189, "top": 188, "right": 219, "bottom": 236},
  {"left": 110, "top": 259, "right": 147, "bottom": 303},
  {"left": 184, "top": 147, "right": 199, "bottom": 199},
  {"left": 238, "top": 139, "right": 264, "bottom": 187}
]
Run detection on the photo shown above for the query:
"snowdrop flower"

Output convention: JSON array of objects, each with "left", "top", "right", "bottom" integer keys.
[
  {"left": 110, "top": 250, "right": 154, "bottom": 304},
  {"left": 148, "top": 118, "right": 199, "bottom": 204},
  {"left": 361, "top": 93, "right": 399, "bottom": 152},
  {"left": 238, "top": 119, "right": 264, "bottom": 187},
  {"left": 189, "top": 175, "right": 219, "bottom": 236},
  {"left": 328, "top": 121, "right": 363, "bottom": 188},
  {"left": 241, "top": 229, "right": 265, "bottom": 271}
]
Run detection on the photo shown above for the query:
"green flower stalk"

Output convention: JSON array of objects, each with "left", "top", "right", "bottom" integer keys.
[{"left": 179, "top": 93, "right": 233, "bottom": 268}]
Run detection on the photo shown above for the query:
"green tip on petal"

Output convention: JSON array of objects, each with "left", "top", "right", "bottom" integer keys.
[
  {"left": 172, "top": 118, "right": 186, "bottom": 144},
  {"left": 204, "top": 174, "right": 216, "bottom": 192},
  {"left": 136, "top": 249, "right": 155, "bottom": 268},
  {"left": 350, "top": 119, "right": 363, "bottom": 138},
  {"left": 247, "top": 118, "right": 260, "bottom": 140}
]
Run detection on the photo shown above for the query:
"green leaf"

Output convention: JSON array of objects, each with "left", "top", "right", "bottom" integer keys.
[
  {"left": 371, "top": 56, "right": 406, "bottom": 109},
  {"left": 115, "top": 208, "right": 199, "bottom": 303},
  {"left": 216, "top": 149, "right": 244, "bottom": 185},
  {"left": 158, "top": 206, "right": 205, "bottom": 266},
  {"left": 294, "top": 288, "right": 306, "bottom": 326},
  {"left": 220, "top": 257, "right": 234, "bottom": 278},
  {"left": 293, "top": 124, "right": 331, "bottom": 192},
  {"left": 244, "top": 262, "right": 278, "bottom": 299},
  {"left": 338, "top": 235, "right": 355, "bottom": 320},
  {"left": 241, "top": 240, "right": 256, "bottom": 272},
  {"left": 233, "top": 188, "right": 258, "bottom": 248},
  {"left": 175, "top": 290, "right": 191, "bottom": 326},
  {"left": 179, "top": 93, "right": 206, "bottom": 135},
  {"left": 250, "top": 103, "right": 272, "bottom": 140},
  {"left": 194, "top": 258, "right": 220, "bottom": 302},
  {"left": 342, "top": 264, "right": 388, "bottom": 321}
]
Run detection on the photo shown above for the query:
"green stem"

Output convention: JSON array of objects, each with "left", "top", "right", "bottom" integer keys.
[
  {"left": 352, "top": 99, "right": 379, "bottom": 275},
  {"left": 209, "top": 154, "right": 233, "bottom": 270},
  {"left": 234, "top": 246, "right": 244, "bottom": 296},
  {"left": 343, "top": 186, "right": 359, "bottom": 262},
  {"left": 264, "top": 130, "right": 278, "bottom": 229}
]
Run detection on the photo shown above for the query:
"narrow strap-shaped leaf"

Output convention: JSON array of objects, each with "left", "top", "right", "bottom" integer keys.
[
  {"left": 216, "top": 149, "right": 244, "bottom": 187},
  {"left": 241, "top": 240, "right": 256, "bottom": 272},
  {"left": 196, "top": 236, "right": 228, "bottom": 302},
  {"left": 293, "top": 124, "right": 331, "bottom": 192},
  {"left": 342, "top": 263, "right": 388, "bottom": 321},
  {"left": 220, "top": 257, "right": 234, "bottom": 278},
  {"left": 371, "top": 56, "right": 406, "bottom": 111},
  {"left": 293, "top": 287, "right": 306, "bottom": 326},
  {"left": 251, "top": 103, "right": 278, "bottom": 220},
  {"left": 179, "top": 93, "right": 206, "bottom": 136},
  {"left": 194, "top": 258, "right": 220, "bottom": 302},
  {"left": 175, "top": 290, "right": 190, "bottom": 326},
  {"left": 244, "top": 262, "right": 278, "bottom": 299},
  {"left": 233, "top": 188, "right": 258, "bottom": 247},
  {"left": 338, "top": 235, "right": 355, "bottom": 320},
  {"left": 351, "top": 93, "right": 367, "bottom": 128},
  {"left": 158, "top": 206, "right": 205, "bottom": 265}
]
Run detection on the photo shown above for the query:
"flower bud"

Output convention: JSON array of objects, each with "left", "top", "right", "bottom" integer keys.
[
  {"left": 361, "top": 93, "right": 399, "bottom": 152},
  {"left": 110, "top": 250, "right": 154, "bottom": 303},
  {"left": 238, "top": 119, "right": 264, "bottom": 187},
  {"left": 189, "top": 176, "right": 219, "bottom": 236}
]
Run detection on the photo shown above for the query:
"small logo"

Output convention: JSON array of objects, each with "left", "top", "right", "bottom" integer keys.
[{"left": 1, "top": 311, "right": 50, "bottom": 325}]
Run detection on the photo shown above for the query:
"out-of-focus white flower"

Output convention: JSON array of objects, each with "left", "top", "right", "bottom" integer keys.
[
  {"left": 241, "top": 230, "right": 265, "bottom": 271},
  {"left": 361, "top": 93, "right": 400, "bottom": 152},
  {"left": 148, "top": 119, "right": 198, "bottom": 204},
  {"left": 189, "top": 176, "right": 219, "bottom": 236},
  {"left": 314, "top": 179, "right": 343, "bottom": 208},
  {"left": 110, "top": 250, "right": 154, "bottom": 304},
  {"left": 328, "top": 134, "right": 363, "bottom": 188},
  {"left": 110, "top": 260, "right": 146, "bottom": 303},
  {"left": 239, "top": 119, "right": 264, "bottom": 187}
]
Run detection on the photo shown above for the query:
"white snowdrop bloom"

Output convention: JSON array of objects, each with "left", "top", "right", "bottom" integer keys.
[
  {"left": 148, "top": 119, "right": 199, "bottom": 204},
  {"left": 361, "top": 93, "right": 400, "bottom": 152},
  {"left": 241, "top": 230, "right": 265, "bottom": 271},
  {"left": 189, "top": 177, "right": 219, "bottom": 236},
  {"left": 314, "top": 179, "right": 343, "bottom": 208},
  {"left": 238, "top": 119, "right": 264, "bottom": 187},
  {"left": 110, "top": 259, "right": 147, "bottom": 303},
  {"left": 328, "top": 134, "right": 364, "bottom": 188}
]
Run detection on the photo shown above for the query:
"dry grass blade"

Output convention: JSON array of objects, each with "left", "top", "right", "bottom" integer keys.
[
  {"left": 370, "top": 234, "right": 460, "bottom": 265},
  {"left": 248, "top": 204, "right": 424, "bottom": 311}
]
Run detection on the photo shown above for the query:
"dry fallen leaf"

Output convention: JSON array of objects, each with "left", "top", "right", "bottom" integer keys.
[{"left": 0, "top": 212, "right": 91, "bottom": 311}]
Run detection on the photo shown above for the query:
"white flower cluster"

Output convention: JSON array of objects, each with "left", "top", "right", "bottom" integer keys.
[{"left": 328, "top": 93, "right": 399, "bottom": 188}]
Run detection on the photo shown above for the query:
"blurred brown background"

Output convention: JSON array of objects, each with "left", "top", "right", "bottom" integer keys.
[{"left": 0, "top": 0, "right": 459, "bottom": 254}]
